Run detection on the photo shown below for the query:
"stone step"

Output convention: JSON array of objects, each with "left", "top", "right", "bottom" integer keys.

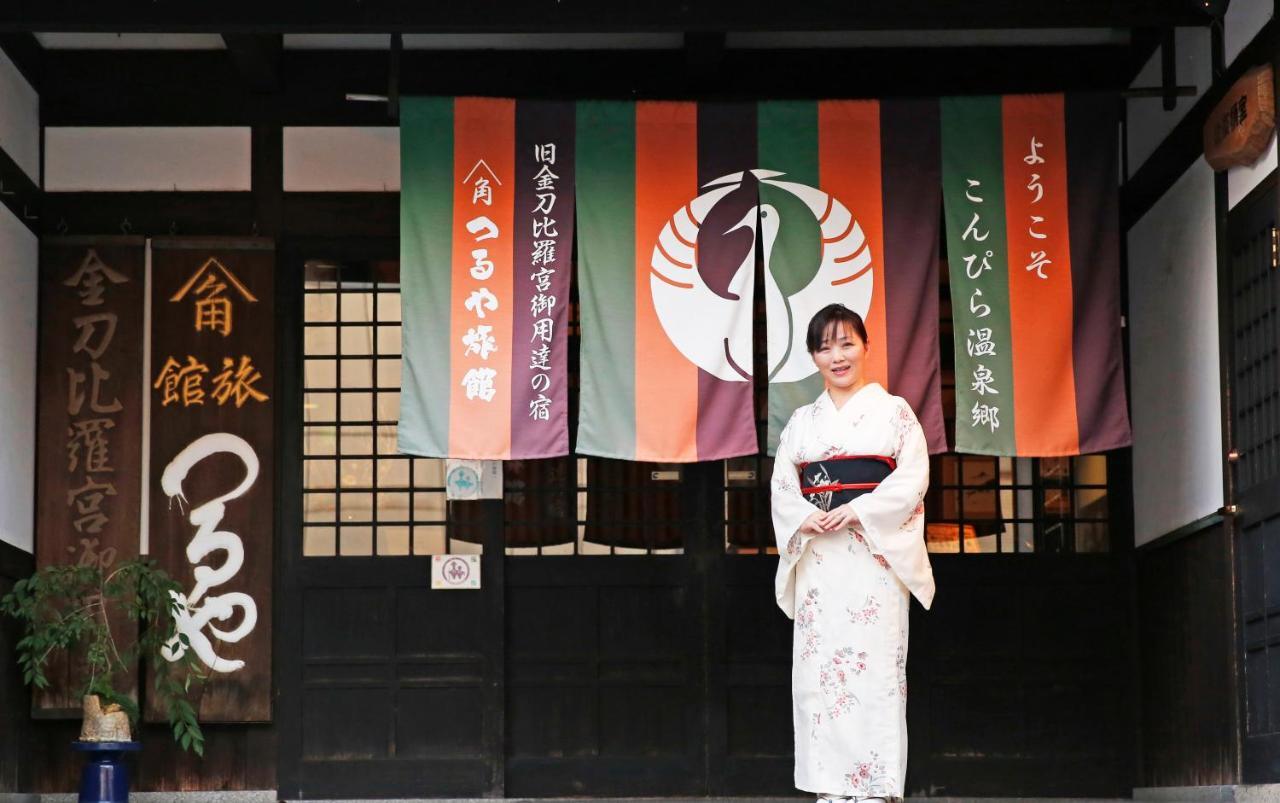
[
  {"left": 7, "top": 795, "right": 1132, "bottom": 803},
  {"left": 0, "top": 795, "right": 1135, "bottom": 803}
]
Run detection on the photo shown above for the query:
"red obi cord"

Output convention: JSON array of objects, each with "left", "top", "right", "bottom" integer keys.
[{"left": 797, "top": 454, "right": 896, "bottom": 497}]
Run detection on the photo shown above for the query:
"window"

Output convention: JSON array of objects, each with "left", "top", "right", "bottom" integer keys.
[
  {"left": 723, "top": 256, "right": 1113, "bottom": 555},
  {"left": 302, "top": 259, "right": 465, "bottom": 557},
  {"left": 924, "top": 453, "right": 1109, "bottom": 553},
  {"left": 302, "top": 255, "right": 1112, "bottom": 558},
  {"left": 301, "top": 259, "right": 685, "bottom": 557}
]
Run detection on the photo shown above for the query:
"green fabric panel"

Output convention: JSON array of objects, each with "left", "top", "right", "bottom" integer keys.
[
  {"left": 940, "top": 96, "right": 1018, "bottom": 455},
  {"left": 397, "top": 97, "right": 455, "bottom": 457},
  {"left": 574, "top": 101, "right": 638, "bottom": 459},
  {"left": 759, "top": 101, "right": 824, "bottom": 455}
]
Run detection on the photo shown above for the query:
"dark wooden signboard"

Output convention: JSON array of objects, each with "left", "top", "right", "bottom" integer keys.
[
  {"left": 145, "top": 238, "right": 274, "bottom": 723},
  {"left": 34, "top": 237, "right": 146, "bottom": 716}
]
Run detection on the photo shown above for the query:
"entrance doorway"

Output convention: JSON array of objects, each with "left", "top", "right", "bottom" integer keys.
[{"left": 276, "top": 244, "right": 1133, "bottom": 799}]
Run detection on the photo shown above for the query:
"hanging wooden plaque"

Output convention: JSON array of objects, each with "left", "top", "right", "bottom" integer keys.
[
  {"left": 145, "top": 238, "right": 275, "bottom": 723},
  {"left": 1204, "top": 64, "right": 1276, "bottom": 171}
]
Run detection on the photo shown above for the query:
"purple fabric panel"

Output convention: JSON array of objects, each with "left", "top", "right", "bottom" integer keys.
[
  {"left": 881, "top": 98, "right": 948, "bottom": 454},
  {"left": 694, "top": 102, "right": 761, "bottom": 460},
  {"left": 510, "top": 100, "right": 575, "bottom": 458},
  {"left": 1065, "top": 93, "right": 1132, "bottom": 453}
]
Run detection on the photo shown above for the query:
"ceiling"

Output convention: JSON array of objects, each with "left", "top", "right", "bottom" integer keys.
[{"left": 31, "top": 29, "right": 1135, "bottom": 51}]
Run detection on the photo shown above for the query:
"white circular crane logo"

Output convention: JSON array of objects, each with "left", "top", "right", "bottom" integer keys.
[{"left": 649, "top": 169, "right": 874, "bottom": 383}]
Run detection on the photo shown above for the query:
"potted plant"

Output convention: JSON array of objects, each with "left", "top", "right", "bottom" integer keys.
[{"left": 1, "top": 559, "right": 207, "bottom": 796}]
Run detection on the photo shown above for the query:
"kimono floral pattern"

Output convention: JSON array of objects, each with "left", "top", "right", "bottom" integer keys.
[
  {"left": 894, "top": 644, "right": 908, "bottom": 699},
  {"left": 797, "top": 588, "right": 822, "bottom": 661},
  {"left": 851, "top": 530, "right": 892, "bottom": 572},
  {"left": 844, "top": 752, "right": 893, "bottom": 797},
  {"left": 819, "top": 647, "right": 867, "bottom": 718},
  {"left": 771, "top": 383, "right": 934, "bottom": 800},
  {"left": 848, "top": 594, "right": 881, "bottom": 626}
]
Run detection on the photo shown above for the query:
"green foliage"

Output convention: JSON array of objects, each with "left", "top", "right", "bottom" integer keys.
[{"left": 0, "top": 560, "right": 206, "bottom": 755}]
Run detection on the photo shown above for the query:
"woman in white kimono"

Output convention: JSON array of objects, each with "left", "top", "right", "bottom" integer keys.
[{"left": 771, "top": 304, "right": 936, "bottom": 803}]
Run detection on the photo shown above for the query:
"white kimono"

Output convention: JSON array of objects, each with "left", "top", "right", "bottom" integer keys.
[{"left": 771, "top": 383, "right": 935, "bottom": 801}]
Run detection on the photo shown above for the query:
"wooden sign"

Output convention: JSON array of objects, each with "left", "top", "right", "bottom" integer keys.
[
  {"left": 146, "top": 238, "right": 274, "bottom": 723},
  {"left": 1204, "top": 64, "right": 1276, "bottom": 171},
  {"left": 34, "top": 237, "right": 146, "bottom": 715}
]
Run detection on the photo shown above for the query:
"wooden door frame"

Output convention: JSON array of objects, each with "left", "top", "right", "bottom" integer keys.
[
  {"left": 1226, "top": 175, "right": 1280, "bottom": 783},
  {"left": 274, "top": 237, "right": 509, "bottom": 799}
]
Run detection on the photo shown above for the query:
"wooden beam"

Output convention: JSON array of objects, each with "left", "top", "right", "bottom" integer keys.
[
  {"left": 0, "top": 32, "right": 43, "bottom": 92},
  {"left": 41, "top": 192, "right": 256, "bottom": 238},
  {"left": 221, "top": 33, "right": 283, "bottom": 93},
  {"left": 1125, "top": 27, "right": 1163, "bottom": 86},
  {"left": 0, "top": 140, "right": 41, "bottom": 236},
  {"left": 0, "top": 0, "right": 1208, "bottom": 33},
  {"left": 37, "top": 45, "right": 1139, "bottom": 126}
]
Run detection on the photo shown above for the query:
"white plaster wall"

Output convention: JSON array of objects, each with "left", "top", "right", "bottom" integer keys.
[
  {"left": 0, "top": 48, "right": 39, "bottom": 184},
  {"left": 1127, "top": 27, "right": 1213, "bottom": 177},
  {"left": 1226, "top": 0, "right": 1272, "bottom": 67},
  {"left": 1128, "top": 160, "right": 1224, "bottom": 546},
  {"left": 283, "top": 127, "right": 400, "bottom": 191},
  {"left": 0, "top": 204, "right": 37, "bottom": 552},
  {"left": 34, "top": 33, "right": 226, "bottom": 50},
  {"left": 44, "top": 127, "right": 252, "bottom": 191}
]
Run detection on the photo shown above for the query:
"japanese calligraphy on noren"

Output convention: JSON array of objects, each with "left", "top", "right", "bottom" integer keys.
[
  {"left": 507, "top": 102, "right": 575, "bottom": 455},
  {"left": 35, "top": 238, "right": 146, "bottom": 714},
  {"left": 957, "top": 178, "right": 1003, "bottom": 434},
  {"left": 147, "top": 239, "right": 274, "bottom": 723},
  {"left": 1021, "top": 136, "right": 1053, "bottom": 280},
  {"left": 460, "top": 162, "right": 504, "bottom": 402},
  {"left": 525, "top": 141, "right": 560, "bottom": 421}
]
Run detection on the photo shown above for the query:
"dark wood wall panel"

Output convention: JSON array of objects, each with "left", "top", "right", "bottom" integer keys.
[
  {"left": 909, "top": 555, "right": 1132, "bottom": 798},
  {"left": 504, "top": 559, "right": 705, "bottom": 798},
  {"left": 34, "top": 237, "right": 147, "bottom": 714},
  {"left": 30, "top": 721, "right": 276, "bottom": 793},
  {"left": 9, "top": 541, "right": 277, "bottom": 795},
  {"left": 0, "top": 542, "right": 35, "bottom": 793},
  {"left": 1136, "top": 523, "right": 1238, "bottom": 787},
  {"left": 283, "top": 560, "right": 497, "bottom": 799}
]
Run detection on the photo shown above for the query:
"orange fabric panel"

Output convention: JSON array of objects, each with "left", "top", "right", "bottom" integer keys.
[
  {"left": 819, "top": 101, "right": 889, "bottom": 389},
  {"left": 449, "top": 97, "right": 516, "bottom": 458},
  {"left": 1002, "top": 94, "right": 1079, "bottom": 455},
  {"left": 633, "top": 102, "right": 700, "bottom": 462}
]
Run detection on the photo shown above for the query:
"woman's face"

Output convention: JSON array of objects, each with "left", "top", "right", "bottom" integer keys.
[{"left": 811, "top": 321, "right": 867, "bottom": 390}]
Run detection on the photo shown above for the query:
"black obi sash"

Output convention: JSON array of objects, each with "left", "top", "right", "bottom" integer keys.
[{"left": 798, "top": 455, "right": 896, "bottom": 512}]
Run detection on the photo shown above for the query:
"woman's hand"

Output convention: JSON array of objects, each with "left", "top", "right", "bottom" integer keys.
[
  {"left": 799, "top": 510, "right": 828, "bottom": 535},
  {"left": 817, "top": 502, "right": 861, "bottom": 532}
]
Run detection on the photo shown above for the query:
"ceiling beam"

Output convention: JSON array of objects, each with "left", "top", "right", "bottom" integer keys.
[
  {"left": 221, "top": 33, "right": 282, "bottom": 93},
  {"left": 0, "top": 32, "right": 44, "bottom": 92},
  {"left": 35, "top": 44, "right": 1142, "bottom": 126},
  {"left": 1124, "top": 27, "right": 1162, "bottom": 86},
  {"left": 0, "top": 139, "right": 43, "bottom": 236},
  {"left": 0, "top": 0, "right": 1209, "bottom": 34}
]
